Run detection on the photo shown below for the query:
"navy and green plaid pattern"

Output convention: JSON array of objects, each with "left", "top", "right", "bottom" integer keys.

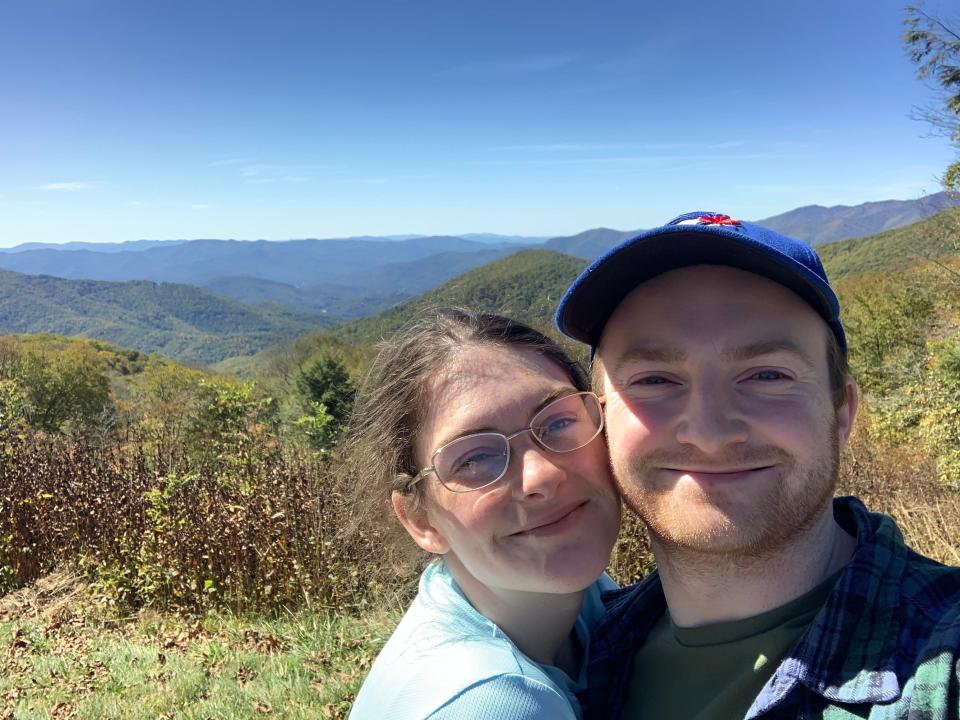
[{"left": 582, "top": 497, "right": 960, "bottom": 719}]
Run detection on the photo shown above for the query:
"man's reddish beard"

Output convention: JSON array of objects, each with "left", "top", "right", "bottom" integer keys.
[{"left": 613, "top": 428, "right": 841, "bottom": 561}]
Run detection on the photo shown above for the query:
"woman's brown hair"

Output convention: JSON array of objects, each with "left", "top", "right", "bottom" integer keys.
[{"left": 340, "top": 308, "right": 588, "bottom": 551}]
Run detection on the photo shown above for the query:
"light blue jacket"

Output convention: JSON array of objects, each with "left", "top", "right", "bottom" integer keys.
[{"left": 349, "top": 562, "right": 615, "bottom": 720}]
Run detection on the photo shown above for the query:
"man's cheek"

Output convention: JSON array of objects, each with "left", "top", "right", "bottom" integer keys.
[{"left": 604, "top": 404, "right": 653, "bottom": 460}]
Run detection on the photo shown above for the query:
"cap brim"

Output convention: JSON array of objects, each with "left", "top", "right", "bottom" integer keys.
[{"left": 556, "top": 226, "right": 839, "bottom": 347}]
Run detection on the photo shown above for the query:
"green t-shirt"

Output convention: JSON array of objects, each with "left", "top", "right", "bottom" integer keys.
[{"left": 623, "top": 570, "right": 842, "bottom": 720}]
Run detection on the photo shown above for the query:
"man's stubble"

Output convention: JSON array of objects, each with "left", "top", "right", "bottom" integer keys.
[{"left": 612, "top": 418, "right": 841, "bottom": 568}]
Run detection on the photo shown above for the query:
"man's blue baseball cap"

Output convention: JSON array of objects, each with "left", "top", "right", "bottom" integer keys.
[{"left": 555, "top": 211, "right": 847, "bottom": 355}]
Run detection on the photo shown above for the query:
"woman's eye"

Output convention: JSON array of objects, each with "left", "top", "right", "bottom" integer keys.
[
  {"left": 537, "top": 416, "right": 577, "bottom": 437},
  {"left": 452, "top": 451, "right": 498, "bottom": 474}
]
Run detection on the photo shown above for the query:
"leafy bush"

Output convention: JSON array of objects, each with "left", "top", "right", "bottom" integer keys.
[{"left": 0, "top": 437, "right": 397, "bottom": 612}]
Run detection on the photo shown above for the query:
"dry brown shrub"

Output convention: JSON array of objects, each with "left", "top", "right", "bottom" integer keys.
[
  {"left": 1, "top": 418, "right": 955, "bottom": 614},
  {"left": 0, "top": 436, "right": 395, "bottom": 613},
  {"left": 839, "top": 423, "right": 960, "bottom": 566}
]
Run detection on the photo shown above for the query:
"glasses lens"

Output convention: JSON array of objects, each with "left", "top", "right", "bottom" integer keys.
[
  {"left": 433, "top": 433, "right": 509, "bottom": 492},
  {"left": 531, "top": 392, "right": 603, "bottom": 453}
]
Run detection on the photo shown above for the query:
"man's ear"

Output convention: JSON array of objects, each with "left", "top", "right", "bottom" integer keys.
[
  {"left": 392, "top": 492, "right": 449, "bottom": 555},
  {"left": 836, "top": 378, "right": 860, "bottom": 450}
]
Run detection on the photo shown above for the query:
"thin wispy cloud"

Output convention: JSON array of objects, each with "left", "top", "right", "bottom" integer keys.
[
  {"left": 478, "top": 140, "right": 780, "bottom": 169},
  {"left": 338, "top": 177, "right": 388, "bottom": 185},
  {"left": 736, "top": 183, "right": 809, "bottom": 195},
  {"left": 238, "top": 163, "right": 316, "bottom": 184},
  {"left": 208, "top": 157, "right": 256, "bottom": 167},
  {"left": 39, "top": 181, "right": 100, "bottom": 191},
  {"left": 244, "top": 175, "right": 315, "bottom": 185},
  {"left": 845, "top": 180, "right": 934, "bottom": 198},
  {"left": 493, "top": 142, "right": 637, "bottom": 152},
  {"left": 448, "top": 52, "right": 578, "bottom": 76},
  {"left": 491, "top": 140, "right": 749, "bottom": 153}
]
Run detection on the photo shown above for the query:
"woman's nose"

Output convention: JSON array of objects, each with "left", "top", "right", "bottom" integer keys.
[{"left": 511, "top": 436, "right": 564, "bottom": 500}]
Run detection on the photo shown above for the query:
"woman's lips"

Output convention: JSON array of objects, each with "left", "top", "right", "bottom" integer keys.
[{"left": 511, "top": 501, "right": 588, "bottom": 537}]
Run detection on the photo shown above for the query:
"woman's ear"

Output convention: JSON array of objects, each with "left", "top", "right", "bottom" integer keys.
[{"left": 392, "top": 491, "right": 449, "bottom": 555}]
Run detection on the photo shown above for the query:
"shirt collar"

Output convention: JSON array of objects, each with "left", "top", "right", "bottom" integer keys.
[{"left": 748, "top": 496, "right": 907, "bottom": 716}]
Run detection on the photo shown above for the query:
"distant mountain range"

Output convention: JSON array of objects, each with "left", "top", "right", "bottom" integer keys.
[
  {"left": 539, "top": 192, "right": 959, "bottom": 261},
  {"left": 544, "top": 228, "right": 641, "bottom": 260},
  {"left": 755, "top": 192, "right": 959, "bottom": 245},
  {"left": 338, "top": 207, "right": 960, "bottom": 351},
  {"left": 0, "top": 235, "right": 531, "bottom": 320},
  {"left": 1, "top": 206, "right": 957, "bottom": 367},
  {"left": 0, "top": 194, "right": 957, "bottom": 365},
  {"left": 336, "top": 249, "right": 589, "bottom": 346}
]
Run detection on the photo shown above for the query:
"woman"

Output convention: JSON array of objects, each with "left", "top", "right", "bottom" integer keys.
[{"left": 347, "top": 309, "right": 621, "bottom": 719}]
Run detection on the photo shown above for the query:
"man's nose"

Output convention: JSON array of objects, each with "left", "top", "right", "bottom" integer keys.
[{"left": 674, "top": 381, "right": 748, "bottom": 453}]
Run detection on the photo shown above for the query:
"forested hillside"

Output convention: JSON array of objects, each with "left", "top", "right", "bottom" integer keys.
[
  {"left": 336, "top": 248, "right": 588, "bottom": 344},
  {"left": 818, "top": 206, "right": 960, "bottom": 278},
  {"left": 0, "top": 269, "right": 330, "bottom": 363}
]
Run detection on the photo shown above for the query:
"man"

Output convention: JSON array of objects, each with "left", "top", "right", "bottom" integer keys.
[{"left": 555, "top": 211, "right": 960, "bottom": 719}]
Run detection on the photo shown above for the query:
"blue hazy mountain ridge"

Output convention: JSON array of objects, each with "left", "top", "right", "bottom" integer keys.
[
  {"left": 0, "top": 233, "right": 539, "bottom": 253},
  {"left": 0, "top": 236, "right": 518, "bottom": 286},
  {"left": 542, "top": 192, "right": 960, "bottom": 260},
  {"left": 202, "top": 276, "right": 414, "bottom": 321},
  {"left": 0, "top": 268, "right": 330, "bottom": 363},
  {"left": 202, "top": 248, "right": 518, "bottom": 319},
  {"left": 0, "top": 193, "right": 953, "bottom": 322},
  {"left": 544, "top": 227, "right": 642, "bottom": 260},
  {"left": 0, "top": 236, "right": 531, "bottom": 318},
  {"left": 0, "top": 239, "right": 190, "bottom": 254},
  {"left": 755, "top": 191, "right": 960, "bottom": 245},
  {"left": 459, "top": 233, "right": 548, "bottom": 244}
]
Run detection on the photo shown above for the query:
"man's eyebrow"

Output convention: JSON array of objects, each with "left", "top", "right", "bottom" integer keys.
[
  {"left": 609, "top": 340, "right": 817, "bottom": 373},
  {"left": 611, "top": 344, "right": 686, "bottom": 375},
  {"left": 721, "top": 340, "right": 817, "bottom": 369}
]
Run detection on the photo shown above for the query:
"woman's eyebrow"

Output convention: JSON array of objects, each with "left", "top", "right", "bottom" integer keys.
[
  {"left": 433, "top": 386, "right": 577, "bottom": 449},
  {"left": 532, "top": 387, "right": 579, "bottom": 415}
]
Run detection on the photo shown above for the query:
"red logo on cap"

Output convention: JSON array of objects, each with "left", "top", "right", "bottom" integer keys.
[{"left": 697, "top": 214, "right": 741, "bottom": 226}]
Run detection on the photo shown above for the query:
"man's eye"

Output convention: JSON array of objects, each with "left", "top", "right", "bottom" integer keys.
[
  {"left": 750, "top": 370, "right": 789, "bottom": 381},
  {"left": 631, "top": 375, "right": 672, "bottom": 386}
]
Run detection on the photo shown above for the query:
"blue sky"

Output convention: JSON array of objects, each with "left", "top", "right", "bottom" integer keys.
[{"left": 0, "top": 0, "right": 955, "bottom": 245}]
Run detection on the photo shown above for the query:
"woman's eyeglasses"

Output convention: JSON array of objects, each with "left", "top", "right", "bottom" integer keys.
[{"left": 410, "top": 391, "right": 604, "bottom": 493}]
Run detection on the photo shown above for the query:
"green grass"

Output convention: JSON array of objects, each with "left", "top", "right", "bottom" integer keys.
[{"left": 0, "top": 575, "right": 402, "bottom": 719}]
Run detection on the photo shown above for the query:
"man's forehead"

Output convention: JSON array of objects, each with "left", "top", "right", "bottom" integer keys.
[{"left": 595, "top": 265, "right": 828, "bottom": 361}]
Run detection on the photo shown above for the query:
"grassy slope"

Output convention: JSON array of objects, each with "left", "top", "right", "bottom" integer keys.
[{"left": 0, "top": 575, "right": 400, "bottom": 720}]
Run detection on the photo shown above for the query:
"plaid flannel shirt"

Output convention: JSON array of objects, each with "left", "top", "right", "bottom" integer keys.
[{"left": 582, "top": 496, "right": 960, "bottom": 719}]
